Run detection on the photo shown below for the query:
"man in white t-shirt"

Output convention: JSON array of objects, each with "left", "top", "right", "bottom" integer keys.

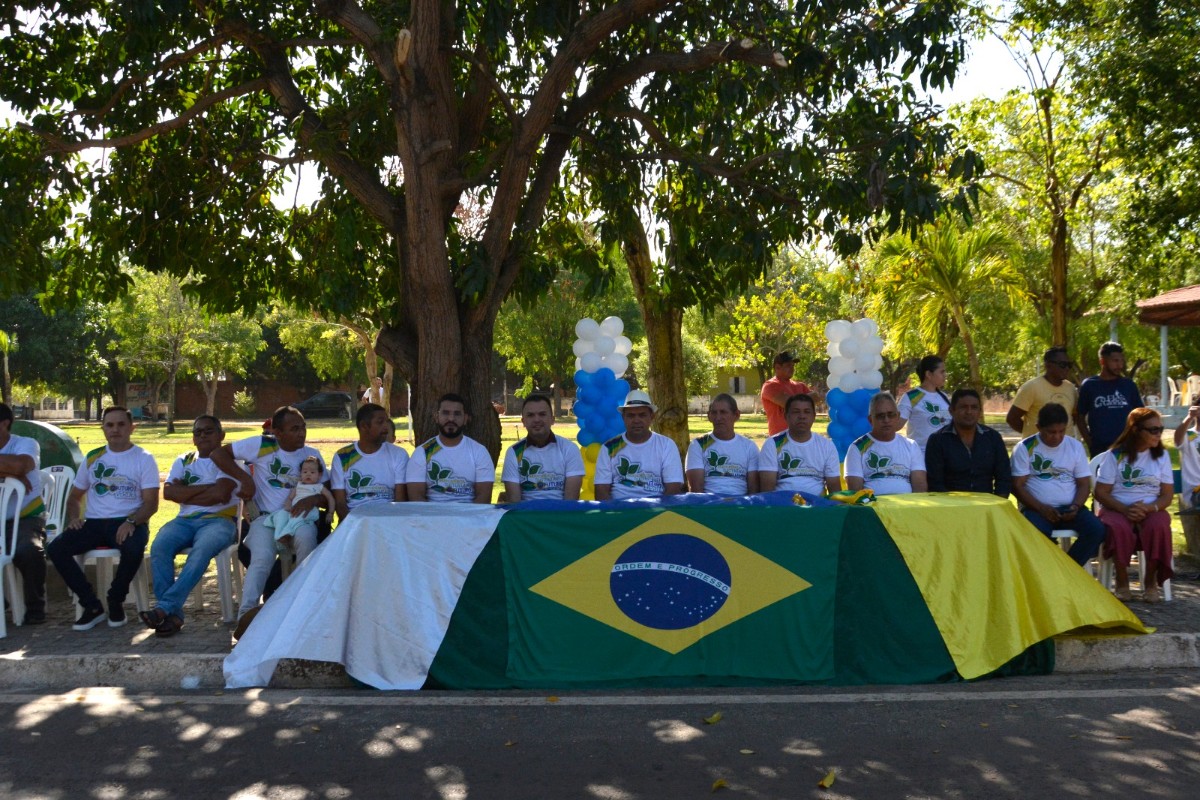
[
  {"left": 361, "top": 376, "right": 385, "bottom": 406},
  {"left": 406, "top": 393, "right": 495, "bottom": 503},
  {"left": 0, "top": 402, "right": 47, "bottom": 624},
  {"left": 758, "top": 393, "right": 841, "bottom": 497},
  {"left": 141, "top": 415, "right": 239, "bottom": 637},
  {"left": 46, "top": 406, "right": 160, "bottom": 631},
  {"left": 1010, "top": 402, "right": 1104, "bottom": 566},
  {"left": 502, "top": 394, "right": 584, "bottom": 501},
  {"left": 332, "top": 403, "right": 409, "bottom": 518},
  {"left": 844, "top": 392, "right": 927, "bottom": 495},
  {"left": 595, "top": 390, "right": 685, "bottom": 501},
  {"left": 685, "top": 394, "right": 760, "bottom": 496},
  {"left": 210, "top": 405, "right": 328, "bottom": 621}
]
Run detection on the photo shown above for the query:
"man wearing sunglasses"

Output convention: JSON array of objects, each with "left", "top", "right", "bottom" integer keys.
[{"left": 1006, "top": 346, "right": 1079, "bottom": 439}]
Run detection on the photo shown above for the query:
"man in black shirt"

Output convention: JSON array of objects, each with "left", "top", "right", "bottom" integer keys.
[{"left": 925, "top": 388, "right": 1012, "bottom": 497}]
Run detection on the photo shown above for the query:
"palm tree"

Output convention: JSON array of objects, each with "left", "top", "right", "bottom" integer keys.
[{"left": 870, "top": 221, "right": 1027, "bottom": 391}]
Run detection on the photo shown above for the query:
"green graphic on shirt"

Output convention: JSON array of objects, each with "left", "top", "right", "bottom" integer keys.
[
  {"left": 779, "top": 453, "right": 804, "bottom": 476},
  {"left": 616, "top": 456, "right": 644, "bottom": 487},
  {"left": 267, "top": 457, "right": 291, "bottom": 489},
  {"left": 1120, "top": 461, "right": 1143, "bottom": 488},
  {"left": 518, "top": 458, "right": 542, "bottom": 491},
  {"left": 922, "top": 401, "right": 946, "bottom": 427},
  {"left": 347, "top": 469, "right": 371, "bottom": 500},
  {"left": 865, "top": 451, "right": 892, "bottom": 479},
  {"left": 181, "top": 470, "right": 201, "bottom": 485},
  {"left": 428, "top": 460, "right": 453, "bottom": 492},
  {"left": 1031, "top": 453, "right": 1055, "bottom": 480},
  {"left": 92, "top": 461, "right": 116, "bottom": 495}
]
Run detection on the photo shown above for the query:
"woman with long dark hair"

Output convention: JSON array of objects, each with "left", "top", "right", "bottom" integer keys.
[
  {"left": 898, "top": 355, "right": 950, "bottom": 452},
  {"left": 1093, "top": 407, "right": 1175, "bottom": 603}
]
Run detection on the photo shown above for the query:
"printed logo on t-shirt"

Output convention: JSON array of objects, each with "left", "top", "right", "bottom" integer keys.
[
  {"left": 703, "top": 449, "right": 746, "bottom": 480},
  {"left": 614, "top": 456, "right": 664, "bottom": 493},
  {"left": 1119, "top": 460, "right": 1144, "bottom": 489},
  {"left": 345, "top": 469, "right": 391, "bottom": 502},
  {"left": 1030, "top": 453, "right": 1062, "bottom": 481},
  {"left": 921, "top": 400, "right": 947, "bottom": 427},
  {"left": 1093, "top": 391, "right": 1132, "bottom": 409},
  {"left": 90, "top": 460, "right": 141, "bottom": 502},
  {"left": 267, "top": 457, "right": 296, "bottom": 489},
  {"left": 518, "top": 457, "right": 565, "bottom": 493},
  {"left": 427, "top": 460, "right": 471, "bottom": 495}
]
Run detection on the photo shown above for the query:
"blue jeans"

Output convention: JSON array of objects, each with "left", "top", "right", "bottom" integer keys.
[
  {"left": 149, "top": 515, "right": 236, "bottom": 619},
  {"left": 1021, "top": 507, "right": 1106, "bottom": 566}
]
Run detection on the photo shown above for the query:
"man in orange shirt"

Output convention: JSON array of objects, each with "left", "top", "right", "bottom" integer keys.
[{"left": 760, "top": 352, "right": 811, "bottom": 435}]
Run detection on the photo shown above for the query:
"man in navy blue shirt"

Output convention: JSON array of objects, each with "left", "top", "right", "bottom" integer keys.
[{"left": 1076, "top": 341, "right": 1143, "bottom": 457}]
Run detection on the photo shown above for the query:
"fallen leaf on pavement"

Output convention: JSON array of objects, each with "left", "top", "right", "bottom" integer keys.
[
  {"left": 711, "top": 779, "right": 729, "bottom": 792},
  {"left": 739, "top": 749, "right": 754, "bottom": 755},
  {"left": 703, "top": 711, "right": 723, "bottom": 725},
  {"left": 818, "top": 769, "right": 836, "bottom": 788}
]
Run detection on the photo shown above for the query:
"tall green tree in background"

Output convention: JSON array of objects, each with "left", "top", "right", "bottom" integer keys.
[
  {"left": 0, "top": 1, "right": 980, "bottom": 460},
  {"left": 186, "top": 311, "right": 265, "bottom": 417},
  {"left": 868, "top": 220, "right": 1026, "bottom": 391}
]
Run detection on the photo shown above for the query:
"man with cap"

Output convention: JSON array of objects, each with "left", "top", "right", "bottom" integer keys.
[
  {"left": 594, "top": 390, "right": 685, "bottom": 500},
  {"left": 760, "top": 351, "right": 811, "bottom": 436},
  {"left": 1006, "top": 346, "right": 1079, "bottom": 438},
  {"left": 1077, "top": 341, "right": 1143, "bottom": 457}
]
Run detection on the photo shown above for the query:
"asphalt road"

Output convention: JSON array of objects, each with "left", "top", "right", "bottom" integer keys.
[{"left": 1, "top": 671, "right": 1197, "bottom": 799}]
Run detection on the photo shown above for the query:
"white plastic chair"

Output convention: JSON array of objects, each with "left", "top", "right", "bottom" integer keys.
[
  {"left": 1, "top": 477, "right": 28, "bottom": 637},
  {"left": 39, "top": 465, "right": 75, "bottom": 543},
  {"left": 1091, "top": 453, "right": 1173, "bottom": 601},
  {"left": 177, "top": 504, "right": 244, "bottom": 623},
  {"left": 1167, "top": 377, "right": 1182, "bottom": 407}
]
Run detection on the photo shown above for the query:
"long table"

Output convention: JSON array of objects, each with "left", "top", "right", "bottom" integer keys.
[{"left": 224, "top": 493, "right": 1147, "bottom": 690}]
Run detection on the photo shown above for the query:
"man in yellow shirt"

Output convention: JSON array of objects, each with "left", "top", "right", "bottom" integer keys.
[{"left": 1006, "top": 347, "right": 1079, "bottom": 438}]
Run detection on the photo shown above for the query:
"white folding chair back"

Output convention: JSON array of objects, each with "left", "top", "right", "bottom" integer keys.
[
  {"left": 1, "top": 477, "right": 28, "bottom": 636},
  {"left": 40, "top": 465, "right": 75, "bottom": 543}
]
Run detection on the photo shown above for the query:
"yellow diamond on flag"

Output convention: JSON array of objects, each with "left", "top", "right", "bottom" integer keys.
[{"left": 530, "top": 510, "right": 811, "bottom": 654}]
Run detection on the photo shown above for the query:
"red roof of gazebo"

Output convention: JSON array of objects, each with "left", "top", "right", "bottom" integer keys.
[{"left": 1137, "top": 285, "right": 1200, "bottom": 327}]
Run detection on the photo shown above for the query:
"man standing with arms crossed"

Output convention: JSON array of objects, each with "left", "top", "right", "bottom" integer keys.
[
  {"left": 0, "top": 402, "right": 46, "bottom": 624},
  {"left": 46, "top": 406, "right": 159, "bottom": 630},
  {"left": 502, "top": 394, "right": 585, "bottom": 501},
  {"left": 141, "top": 415, "right": 239, "bottom": 637},
  {"left": 760, "top": 352, "right": 811, "bottom": 436},
  {"left": 406, "top": 394, "right": 495, "bottom": 503},
  {"left": 331, "top": 403, "right": 409, "bottom": 518}
]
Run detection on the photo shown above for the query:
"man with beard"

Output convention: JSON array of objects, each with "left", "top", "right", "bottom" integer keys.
[
  {"left": 1077, "top": 341, "right": 1143, "bottom": 457},
  {"left": 406, "top": 393, "right": 495, "bottom": 503},
  {"left": 502, "top": 394, "right": 584, "bottom": 501}
]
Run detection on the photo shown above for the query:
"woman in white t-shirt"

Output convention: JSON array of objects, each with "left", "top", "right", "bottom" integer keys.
[
  {"left": 897, "top": 355, "right": 951, "bottom": 452},
  {"left": 1094, "top": 408, "right": 1174, "bottom": 603}
]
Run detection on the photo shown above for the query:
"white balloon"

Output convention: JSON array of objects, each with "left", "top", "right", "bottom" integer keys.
[
  {"left": 837, "top": 372, "right": 862, "bottom": 393},
  {"left": 824, "top": 319, "right": 852, "bottom": 342},
  {"left": 607, "top": 353, "right": 629, "bottom": 377},
  {"left": 581, "top": 351, "right": 602, "bottom": 372},
  {"left": 861, "top": 369, "right": 884, "bottom": 389},
  {"left": 575, "top": 318, "right": 601, "bottom": 341},
  {"left": 825, "top": 341, "right": 842, "bottom": 358},
  {"left": 854, "top": 352, "right": 876, "bottom": 372},
  {"left": 828, "top": 356, "right": 852, "bottom": 376},
  {"left": 614, "top": 335, "right": 633, "bottom": 355},
  {"left": 853, "top": 318, "right": 878, "bottom": 338},
  {"left": 572, "top": 340, "right": 594, "bottom": 357},
  {"left": 593, "top": 336, "right": 616, "bottom": 356},
  {"left": 575, "top": 357, "right": 583, "bottom": 372},
  {"left": 838, "top": 337, "right": 860, "bottom": 358},
  {"left": 865, "top": 334, "right": 884, "bottom": 354},
  {"left": 600, "top": 316, "right": 625, "bottom": 337},
  {"left": 873, "top": 354, "right": 884, "bottom": 370}
]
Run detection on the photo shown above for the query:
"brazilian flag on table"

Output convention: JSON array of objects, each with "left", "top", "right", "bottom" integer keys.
[{"left": 426, "top": 494, "right": 1143, "bottom": 689}]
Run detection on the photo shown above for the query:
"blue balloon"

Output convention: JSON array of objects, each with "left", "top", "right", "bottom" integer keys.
[
  {"left": 826, "top": 388, "right": 847, "bottom": 408},
  {"left": 615, "top": 379, "right": 631, "bottom": 396},
  {"left": 574, "top": 369, "right": 593, "bottom": 388},
  {"left": 828, "top": 420, "right": 849, "bottom": 442},
  {"left": 850, "top": 387, "right": 876, "bottom": 413},
  {"left": 573, "top": 402, "right": 593, "bottom": 420},
  {"left": 578, "top": 429, "right": 598, "bottom": 446},
  {"left": 594, "top": 368, "right": 615, "bottom": 388}
]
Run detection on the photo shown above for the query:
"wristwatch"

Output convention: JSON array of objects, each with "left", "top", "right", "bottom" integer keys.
[{"left": 124, "top": 516, "right": 138, "bottom": 526}]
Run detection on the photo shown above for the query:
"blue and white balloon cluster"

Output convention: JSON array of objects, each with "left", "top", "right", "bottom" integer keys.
[
  {"left": 573, "top": 316, "right": 633, "bottom": 447},
  {"left": 824, "top": 318, "right": 884, "bottom": 457}
]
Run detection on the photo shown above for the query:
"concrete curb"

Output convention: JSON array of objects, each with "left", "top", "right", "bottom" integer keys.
[{"left": 1, "top": 635, "right": 1196, "bottom": 691}]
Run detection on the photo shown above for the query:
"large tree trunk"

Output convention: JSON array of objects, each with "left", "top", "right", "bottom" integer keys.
[
  {"left": 200, "top": 375, "right": 218, "bottom": 417},
  {"left": 166, "top": 368, "right": 178, "bottom": 433},
  {"left": 1050, "top": 213, "right": 1069, "bottom": 348},
  {"left": 622, "top": 217, "right": 689, "bottom": 457}
]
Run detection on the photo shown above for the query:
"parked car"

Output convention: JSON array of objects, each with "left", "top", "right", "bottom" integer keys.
[{"left": 293, "top": 391, "right": 353, "bottom": 419}]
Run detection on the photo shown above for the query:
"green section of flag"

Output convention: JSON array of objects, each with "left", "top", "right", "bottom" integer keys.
[{"left": 425, "top": 504, "right": 1053, "bottom": 690}]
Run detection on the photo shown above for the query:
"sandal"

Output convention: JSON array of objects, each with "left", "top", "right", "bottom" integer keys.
[
  {"left": 1114, "top": 587, "right": 1132, "bottom": 601},
  {"left": 1142, "top": 586, "right": 1162, "bottom": 604},
  {"left": 155, "top": 614, "right": 184, "bottom": 637},
  {"left": 139, "top": 608, "right": 168, "bottom": 630}
]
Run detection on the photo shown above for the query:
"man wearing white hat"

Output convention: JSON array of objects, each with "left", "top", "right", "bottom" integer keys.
[{"left": 594, "top": 390, "right": 685, "bottom": 500}]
